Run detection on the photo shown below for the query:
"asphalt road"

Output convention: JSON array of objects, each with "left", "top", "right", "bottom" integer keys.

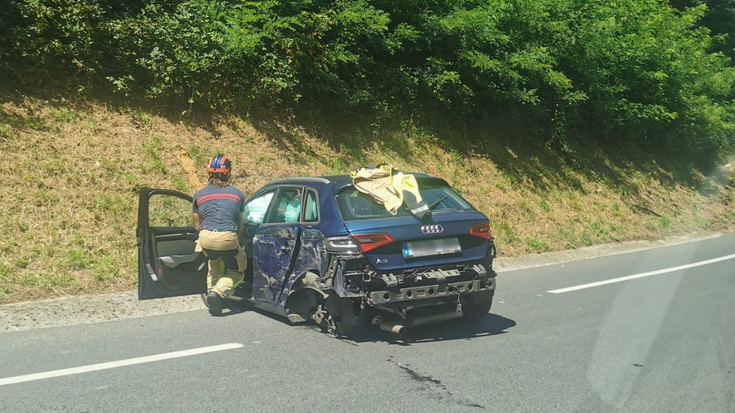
[{"left": 1, "top": 235, "right": 733, "bottom": 413}]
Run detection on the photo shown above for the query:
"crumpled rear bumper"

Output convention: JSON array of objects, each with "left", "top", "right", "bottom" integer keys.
[{"left": 366, "top": 278, "right": 495, "bottom": 306}]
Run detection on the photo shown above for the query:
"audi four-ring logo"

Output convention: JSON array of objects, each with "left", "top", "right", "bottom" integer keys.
[{"left": 421, "top": 224, "right": 443, "bottom": 234}]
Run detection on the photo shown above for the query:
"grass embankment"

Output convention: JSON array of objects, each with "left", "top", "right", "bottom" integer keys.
[{"left": 0, "top": 95, "right": 733, "bottom": 304}]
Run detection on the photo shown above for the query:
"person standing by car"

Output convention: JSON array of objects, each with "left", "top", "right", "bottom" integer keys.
[{"left": 192, "top": 154, "right": 247, "bottom": 316}]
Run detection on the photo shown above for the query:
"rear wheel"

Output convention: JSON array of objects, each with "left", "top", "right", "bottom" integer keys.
[
  {"left": 326, "top": 294, "right": 366, "bottom": 338},
  {"left": 462, "top": 291, "right": 494, "bottom": 322}
]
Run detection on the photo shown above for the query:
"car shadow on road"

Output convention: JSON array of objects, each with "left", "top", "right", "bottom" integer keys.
[
  {"left": 356, "top": 313, "right": 517, "bottom": 345},
  {"left": 225, "top": 303, "right": 516, "bottom": 345}
]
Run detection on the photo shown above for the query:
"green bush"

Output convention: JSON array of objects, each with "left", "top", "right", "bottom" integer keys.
[{"left": 1, "top": 0, "right": 733, "bottom": 163}]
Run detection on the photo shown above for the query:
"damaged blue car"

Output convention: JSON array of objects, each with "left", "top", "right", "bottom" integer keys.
[{"left": 137, "top": 174, "right": 497, "bottom": 337}]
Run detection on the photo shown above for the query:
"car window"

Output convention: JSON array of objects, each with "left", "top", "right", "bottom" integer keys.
[
  {"left": 304, "top": 189, "right": 318, "bottom": 222},
  {"left": 336, "top": 191, "right": 411, "bottom": 221},
  {"left": 336, "top": 184, "right": 474, "bottom": 221},
  {"left": 419, "top": 185, "right": 473, "bottom": 212},
  {"left": 243, "top": 190, "right": 275, "bottom": 224},
  {"left": 266, "top": 187, "right": 302, "bottom": 224},
  {"left": 149, "top": 193, "right": 192, "bottom": 227}
]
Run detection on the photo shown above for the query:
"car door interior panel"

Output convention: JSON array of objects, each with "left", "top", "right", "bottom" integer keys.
[
  {"left": 159, "top": 253, "right": 204, "bottom": 268},
  {"left": 138, "top": 189, "right": 208, "bottom": 300}
]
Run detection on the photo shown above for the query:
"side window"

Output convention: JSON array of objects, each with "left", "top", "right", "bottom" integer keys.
[
  {"left": 304, "top": 190, "right": 318, "bottom": 222},
  {"left": 266, "top": 187, "right": 302, "bottom": 224},
  {"left": 243, "top": 190, "right": 275, "bottom": 224},
  {"left": 149, "top": 194, "right": 192, "bottom": 227}
]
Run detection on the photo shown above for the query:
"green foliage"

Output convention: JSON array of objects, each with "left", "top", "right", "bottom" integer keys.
[
  {"left": 20, "top": 272, "right": 76, "bottom": 291},
  {"left": 328, "top": 157, "right": 349, "bottom": 175},
  {"left": 24, "top": 116, "right": 46, "bottom": 131},
  {"left": 52, "top": 108, "right": 76, "bottom": 122},
  {"left": 619, "top": 184, "right": 632, "bottom": 198},
  {"left": 172, "top": 175, "right": 188, "bottom": 192},
  {"left": 15, "top": 256, "right": 29, "bottom": 269},
  {"left": 525, "top": 237, "right": 550, "bottom": 253},
  {"left": 144, "top": 134, "right": 166, "bottom": 173},
  {"left": 537, "top": 198, "right": 551, "bottom": 212},
  {"left": 579, "top": 230, "right": 593, "bottom": 246},
  {"left": 188, "top": 146, "right": 208, "bottom": 169},
  {"left": 671, "top": 0, "right": 735, "bottom": 63},
  {"left": 590, "top": 221, "right": 609, "bottom": 238},
  {"left": 95, "top": 193, "right": 133, "bottom": 220},
  {"left": 496, "top": 220, "right": 518, "bottom": 245},
  {"left": 133, "top": 108, "right": 152, "bottom": 127},
  {"left": 695, "top": 216, "right": 711, "bottom": 228},
  {"left": 0, "top": 123, "right": 12, "bottom": 141},
  {"left": 1, "top": 0, "right": 733, "bottom": 162},
  {"left": 65, "top": 248, "right": 90, "bottom": 270},
  {"left": 93, "top": 256, "right": 119, "bottom": 282}
]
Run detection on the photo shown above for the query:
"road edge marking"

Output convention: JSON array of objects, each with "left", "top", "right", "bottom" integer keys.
[
  {"left": 0, "top": 343, "right": 244, "bottom": 387},
  {"left": 547, "top": 253, "right": 735, "bottom": 294}
]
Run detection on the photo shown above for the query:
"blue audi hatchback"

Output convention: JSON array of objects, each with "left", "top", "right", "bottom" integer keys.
[{"left": 137, "top": 174, "right": 497, "bottom": 337}]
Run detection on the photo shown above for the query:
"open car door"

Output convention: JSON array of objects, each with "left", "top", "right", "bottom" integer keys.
[{"left": 137, "top": 188, "right": 207, "bottom": 300}]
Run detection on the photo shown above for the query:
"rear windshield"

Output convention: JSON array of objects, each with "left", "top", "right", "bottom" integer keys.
[{"left": 336, "top": 184, "right": 474, "bottom": 221}]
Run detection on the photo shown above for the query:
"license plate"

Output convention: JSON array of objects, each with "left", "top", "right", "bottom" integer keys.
[{"left": 403, "top": 238, "right": 461, "bottom": 258}]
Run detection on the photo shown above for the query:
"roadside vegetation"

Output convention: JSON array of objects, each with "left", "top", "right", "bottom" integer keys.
[{"left": 0, "top": 0, "right": 734, "bottom": 303}]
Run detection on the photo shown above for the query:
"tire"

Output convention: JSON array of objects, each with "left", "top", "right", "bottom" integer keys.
[
  {"left": 326, "top": 294, "right": 366, "bottom": 338},
  {"left": 461, "top": 291, "right": 494, "bottom": 322}
]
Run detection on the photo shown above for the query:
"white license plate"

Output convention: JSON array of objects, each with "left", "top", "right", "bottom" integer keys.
[{"left": 403, "top": 238, "right": 461, "bottom": 258}]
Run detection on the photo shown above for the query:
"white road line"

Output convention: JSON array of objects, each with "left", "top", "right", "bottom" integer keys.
[
  {"left": 0, "top": 343, "right": 244, "bottom": 387},
  {"left": 548, "top": 253, "right": 735, "bottom": 294}
]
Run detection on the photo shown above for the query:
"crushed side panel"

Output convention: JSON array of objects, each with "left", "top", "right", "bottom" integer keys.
[
  {"left": 279, "top": 229, "right": 328, "bottom": 308},
  {"left": 252, "top": 227, "right": 299, "bottom": 303}
]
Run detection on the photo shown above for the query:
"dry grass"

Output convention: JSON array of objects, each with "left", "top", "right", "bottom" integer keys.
[{"left": 0, "top": 95, "right": 732, "bottom": 304}]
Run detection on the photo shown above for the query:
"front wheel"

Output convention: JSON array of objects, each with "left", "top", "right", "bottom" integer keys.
[{"left": 461, "top": 291, "right": 494, "bottom": 322}]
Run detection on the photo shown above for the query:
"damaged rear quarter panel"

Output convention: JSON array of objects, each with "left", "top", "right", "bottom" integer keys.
[{"left": 293, "top": 228, "right": 329, "bottom": 277}]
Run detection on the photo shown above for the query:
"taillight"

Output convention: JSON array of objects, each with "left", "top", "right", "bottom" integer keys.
[
  {"left": 469, "top": 222, "right": 491, "bottom": 239},
  {"left": 325, "top": 236, "right": 361, "bottom": 255},
  {"left": 351, "top": 233, "right": 394, "bottom": 253}
]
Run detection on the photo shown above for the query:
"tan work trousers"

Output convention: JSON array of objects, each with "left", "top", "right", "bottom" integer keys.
[{"left": 195, "top": 230, "right": 247, "bottom": 298}]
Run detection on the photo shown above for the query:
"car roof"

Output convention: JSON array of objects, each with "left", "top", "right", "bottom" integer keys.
[{"left": 264, "top": 172, "right": 447, "bottom": 192}]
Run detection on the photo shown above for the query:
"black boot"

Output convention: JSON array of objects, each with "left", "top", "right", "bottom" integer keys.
[{"left": 206, "top": 291, "right": 223, "bottom": 316}]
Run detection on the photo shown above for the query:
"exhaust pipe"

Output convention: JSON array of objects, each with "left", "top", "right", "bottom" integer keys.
[
  {"left": 379, "top": 321, "right": 404, "bottom": 335},
  {"left": 377, "top": 303, "right": 464, "bottom": 335}
]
